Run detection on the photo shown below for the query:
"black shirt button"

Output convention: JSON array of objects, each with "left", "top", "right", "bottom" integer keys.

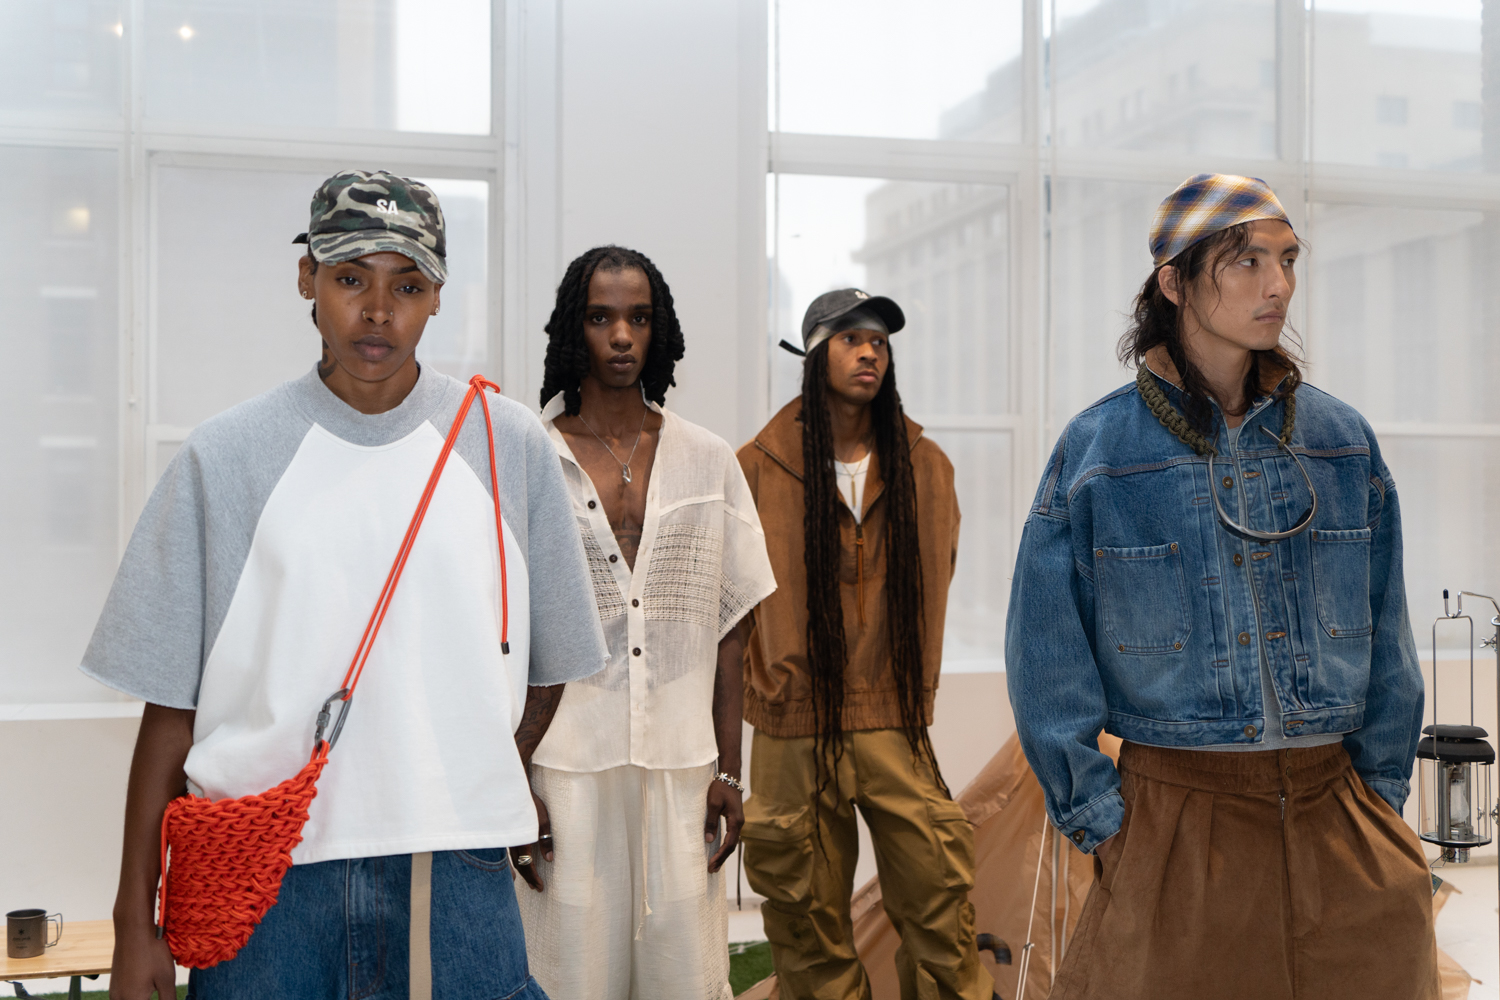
[
  {"left": 588, "top": 500, "right": 596, "bottom": 509},
  {"left": 632, "top": 647, "right": 642, "bottom": 656},
  {"left": 632, "top": 598, "right": 640, "bottom": 607},
  {"left": 609, "top": 554, "right": 618, "bottom": 563}
]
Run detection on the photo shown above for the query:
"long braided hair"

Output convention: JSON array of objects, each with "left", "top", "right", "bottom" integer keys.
[
  {"left": 539, "top": 245, "right": 685, "bottom": 414},
  {"left": 1118, "top": 222, "right": 1303, "bottom": 436},
  {"left": 799, "top": 340, "right": 942, "bottom": 816}
]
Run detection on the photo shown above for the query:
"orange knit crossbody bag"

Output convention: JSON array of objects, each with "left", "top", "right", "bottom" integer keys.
[{"left": 154, "top": 375, "right": 512, "bottom": 969}]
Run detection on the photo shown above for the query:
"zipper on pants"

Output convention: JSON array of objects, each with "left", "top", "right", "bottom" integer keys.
[{"left": 1279, "top": 791, "right": 1286, "bottom": 820}]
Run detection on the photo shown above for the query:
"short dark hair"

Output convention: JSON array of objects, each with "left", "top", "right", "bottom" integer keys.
[{"left": 539, "top": 246, "right": 684, "bottom": 414}]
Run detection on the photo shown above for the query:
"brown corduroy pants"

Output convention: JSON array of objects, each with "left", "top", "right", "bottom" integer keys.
[{"left": 1050, "top": 742, "right": 1441, "bottom": 1000}]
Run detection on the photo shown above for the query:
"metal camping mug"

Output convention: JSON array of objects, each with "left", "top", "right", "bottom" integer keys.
[{"left": 6, "top": 909, "right": 62, "bottom": 959}]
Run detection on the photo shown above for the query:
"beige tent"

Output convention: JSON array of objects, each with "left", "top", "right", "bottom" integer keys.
[{"left": 737, "top": 733, "right": 1473, "bottom": 1000}]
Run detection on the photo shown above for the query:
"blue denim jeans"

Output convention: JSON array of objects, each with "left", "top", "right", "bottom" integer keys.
[{"left": 186, "top": 848, "right": 548, "bottom": 1000}]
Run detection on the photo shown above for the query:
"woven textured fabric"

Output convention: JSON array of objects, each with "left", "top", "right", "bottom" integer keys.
[
  {"left": 1149, "top": 173, "right": 1291, "bottom": 266},
  {"left": 159, "top": 747, "right": 328, "bottom": 968}
]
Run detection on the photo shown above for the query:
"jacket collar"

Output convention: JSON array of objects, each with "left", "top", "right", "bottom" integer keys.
[{"left": 754, "top": 395, "right": 925, "bottom": 484}]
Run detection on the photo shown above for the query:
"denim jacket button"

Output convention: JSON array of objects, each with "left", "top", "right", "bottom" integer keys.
[
  {"left": 1222, "top": 476, "right": 1234, "bottom": 489},
  {"left": 1238, "top": 632, "right": 1250, "bottom": 645},
  {"left": 1244, "top": 724, "right": 1257, "bottom": 738},
  {"left": 1071, "top": 830, "right": 1085, "bottom": 844},
  {"left": 1233, "top": 553, "right": 1243, "bottom": 566},
  {"left": 1095, "top": 549, "right": 1103, "bottom": 557}
]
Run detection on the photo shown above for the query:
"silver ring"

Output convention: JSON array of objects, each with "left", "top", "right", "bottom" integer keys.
[
  {"left": 514, "top": 854, "right": 533, "bottom": 866},
  {"left": 538, "top": 833, "right": 554, "bottom": 842}
]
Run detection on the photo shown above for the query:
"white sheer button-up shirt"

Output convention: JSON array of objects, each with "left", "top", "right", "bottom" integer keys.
[{"left": 532, "top": 395, "right": 778, "bottom": 772}]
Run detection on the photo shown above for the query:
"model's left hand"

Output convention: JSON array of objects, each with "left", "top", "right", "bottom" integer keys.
[{"left": 705, "top": 779, "right": 743, "bottom": 873}]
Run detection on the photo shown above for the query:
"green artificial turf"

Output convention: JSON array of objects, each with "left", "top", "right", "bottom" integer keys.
[{"left": 728, "top": 940, "right": 774, "bottom": 996}]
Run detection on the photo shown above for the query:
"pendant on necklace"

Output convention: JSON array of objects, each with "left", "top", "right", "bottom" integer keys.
[{"left": 622, "top": 465, "right": 633, "bottom": 484}]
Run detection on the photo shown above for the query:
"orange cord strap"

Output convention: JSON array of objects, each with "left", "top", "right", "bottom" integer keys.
[{"left": 155, "top": 375, "right": 510, "bottom": 968}]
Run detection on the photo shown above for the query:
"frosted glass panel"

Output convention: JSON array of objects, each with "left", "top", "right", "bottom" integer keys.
[
  {"left": 413, "top": 178, "right": 490, "bottom": 379},
  {"left": 1306, "top": 203, "right": 1500, "bottom": 425},
  {"left": 1048, "top": 178, "right": 1159, "bottom": 431},
  {"left": 0, "top": 0, "right": 124, "bottom": 120},
  {"left": 153, "top": 167, "right": 328, "bottom": 428},
  {"left": 0, "top": 146, "right": 120, "bottom": 703},
  {"left": 142, "top": 0, "right": 489, "bottom": 134},
  {"left": 774, "top": 0, "right": 1023, "bottom": 142},
  {"left": 1312, "top": 1, "right": 1483, "bottom": 171},
  {"left": 927, "top": 429, "right": 1014, "bottom": 670},
  {"left": 1052, "top": 0, "right": 1278, "bottom": 158},
  {"left": 771, "top": 174, "right": 1012, "bottom": 417},
  {"left": 1380, "top": 437, "right": 1499, "bottom": 637},
  {"left": 154, "top": 167, "right": 491, "bottom": 428}
]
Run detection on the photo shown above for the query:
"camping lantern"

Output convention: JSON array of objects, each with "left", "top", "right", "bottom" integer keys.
[
  {"left": 1420, "top": 592, "right": 1499, "bottom": 863},
  {"left": 1417, "top": 725, "right": 1493, "bottom": 862}
]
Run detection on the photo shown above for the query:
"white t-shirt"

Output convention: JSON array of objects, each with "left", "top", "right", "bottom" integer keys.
[
  {"left": 81, "top": 368, "right": 608, "bottom": 863},
  {"left": 534, "top": 396, "right": 778, "bottom": 772},
  {"left": 837, "top": 453, "right": 872, "bottom": 524}
]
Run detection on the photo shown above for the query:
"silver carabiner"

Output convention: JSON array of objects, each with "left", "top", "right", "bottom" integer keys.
[
  {"left": 313, "top": 687, "right": 353, "bottom": 753},
  {"left": 1208, "top": 425, "right": 1318, "bottom": 543}
]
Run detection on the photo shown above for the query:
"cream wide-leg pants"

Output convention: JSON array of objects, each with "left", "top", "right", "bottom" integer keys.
[{"left": 517, "top": 762, "right": 733, "bottom": 1000}]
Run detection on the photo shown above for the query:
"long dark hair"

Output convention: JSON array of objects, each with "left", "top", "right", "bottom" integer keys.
[
  {"left": 1119, "top": 223, "right": 1303, "bottom": 435},
  {"left": 539, "top": 245, "right": 685, "bottom": 414},
  {"left": 799, "top": 340, "right": 941, "bottom": 812}
]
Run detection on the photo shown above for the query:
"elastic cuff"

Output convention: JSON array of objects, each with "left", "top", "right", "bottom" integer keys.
[
  {"left": 1058, "top": 789, "right": 1124, "bottom": 855},
  {"left": 1363, "top": 775, "right": 1409, "bottom": 815}
]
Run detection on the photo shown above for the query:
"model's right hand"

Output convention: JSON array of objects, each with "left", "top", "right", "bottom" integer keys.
[
  {"left": 109, "top": 919, "right": 177, "bottom": 1000},
  {"left": 511, "top": 789, "right": 553, "bottom": 893}
]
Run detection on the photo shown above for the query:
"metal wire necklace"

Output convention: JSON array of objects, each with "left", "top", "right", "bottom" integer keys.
[
  {"left": 577, "top": 385, "right": 650, "bottom": 483},
  {"left": 1135, "top": 366, "right": 1317, "bottom": 542}
]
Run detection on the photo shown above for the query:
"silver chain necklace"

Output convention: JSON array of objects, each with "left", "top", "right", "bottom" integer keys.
[{"left": 577, "top": 394, "right": 650, "bottom": 483}]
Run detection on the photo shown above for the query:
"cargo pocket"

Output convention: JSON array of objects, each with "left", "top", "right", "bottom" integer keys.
[
  {"left": 1311, "top": 528, "right": 1373, "bottom": 638},
  {"left": 740, "top": 801, "right": 815, "bottom": 906},
  {"left": 926, "top": 797, "right": 976, "bottom": 892},
  {"left": 1096, "top": 542, "right": 1191, "bottom": 654}
]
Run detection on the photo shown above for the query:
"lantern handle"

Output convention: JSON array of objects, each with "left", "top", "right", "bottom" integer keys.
[{"left": 1433, "top": 590, "right": 1475, "bottom": 728}]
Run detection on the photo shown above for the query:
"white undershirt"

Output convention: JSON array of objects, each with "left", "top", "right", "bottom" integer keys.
[{"left": 836, "top": 454, "right": 871, "bottom": 524}]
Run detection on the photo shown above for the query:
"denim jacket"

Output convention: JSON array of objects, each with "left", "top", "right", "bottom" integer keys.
[{"left": 1006, "top": 370, "right": 1423, "bottom": 853}]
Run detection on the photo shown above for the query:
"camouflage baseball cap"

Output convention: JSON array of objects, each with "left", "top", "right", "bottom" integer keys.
[{"left": 293, "top": 169, "right": 447, "bottom": 284}]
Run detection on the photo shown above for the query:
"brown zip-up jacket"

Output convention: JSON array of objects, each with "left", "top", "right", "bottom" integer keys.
[{"left": 736, "top": 397, "right": 961, "bottom": 737}]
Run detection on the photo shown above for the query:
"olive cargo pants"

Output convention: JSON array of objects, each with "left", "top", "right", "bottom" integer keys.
[{"left": 742, "top": 728, "right": 996, "bottom": 1000}]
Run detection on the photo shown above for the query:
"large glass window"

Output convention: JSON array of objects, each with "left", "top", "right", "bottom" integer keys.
[
  {"left": 773, "top": 0, "right": 1500, "bottom": 669},
  {"left": 0, "top": 5, "right": 498, "bottom": 708},
  {"left": 142, "top": 0, "right": 490, "bottom": 134},
  {"left": 772, "top": 0, "right": 1024, "bottom": 141},
  {"left": 1312, "top": 0, "right": 1482, "bottom": 171},
  {"left": 0, "top": 146, "right": 120, "bottom": 703}
]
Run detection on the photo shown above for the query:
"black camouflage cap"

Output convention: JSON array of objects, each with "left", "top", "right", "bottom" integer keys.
[
  {"left": 293, "top": 169, "right": 447, "bottom": 284},
  {"left": 779, "top": 288, "right": 905, "bottom": 356}
]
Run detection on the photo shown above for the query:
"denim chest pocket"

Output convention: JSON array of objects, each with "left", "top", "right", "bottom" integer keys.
[
  {"left": 1095, "top": 542, "right": 1191, "bottom": 654},
  {"left": 1310, "top": 528, "right": 1373, "bottom": 637}
]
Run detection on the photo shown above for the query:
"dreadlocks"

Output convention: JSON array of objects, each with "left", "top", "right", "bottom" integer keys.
[
  {"left": 799, "top": 340, "right": 941, "bottom": 815},
  {"left": 540, "top": 245, "right": 685, "bottom": 413}
]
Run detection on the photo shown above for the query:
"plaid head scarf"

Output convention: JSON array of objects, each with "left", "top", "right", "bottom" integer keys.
[{"left": 1149, "top": 174, "right": 1291, "bottom": 267}]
